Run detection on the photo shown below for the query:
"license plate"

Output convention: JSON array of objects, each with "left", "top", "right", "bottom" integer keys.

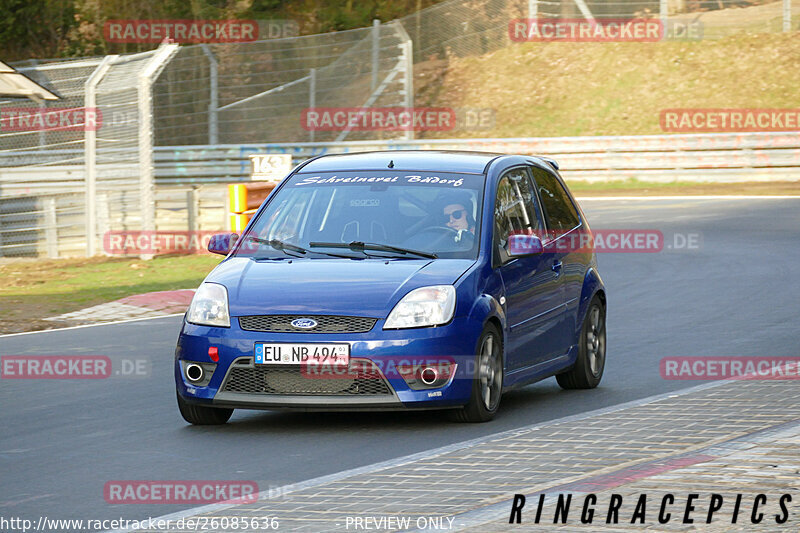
[{"left": 254, "top": 343, "right": 350, "bottom": 366}]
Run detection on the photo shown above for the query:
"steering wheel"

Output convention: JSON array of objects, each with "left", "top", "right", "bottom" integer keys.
[
  {"left": 418, "top": 225, "right": 477, "bottom": 249},
  {"left": 418, "top": 226, "right": 460, "bottom": 244}
]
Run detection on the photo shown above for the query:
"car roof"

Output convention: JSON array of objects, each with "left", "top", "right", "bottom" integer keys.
[{"left": 297, "top": 150, "right": 504, "bottom": 175}]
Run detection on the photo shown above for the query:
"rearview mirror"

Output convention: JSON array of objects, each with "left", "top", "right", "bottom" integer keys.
[
  {"left": 208, "top": 233, "right": 239, "bottom": 255},
  {"left": 507, "top": 233, "right": 543, "bottom": 256}
]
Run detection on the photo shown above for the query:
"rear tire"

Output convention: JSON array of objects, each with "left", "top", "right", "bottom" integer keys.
[
  {"left": 556, "top": 295, "right": 606, "bottom": 389},
  {"left": 451, "top": 323, "right": 503, "bottom": 423},
  {"left": 177, "top": 392, "right": 233, "bottom": 425}
]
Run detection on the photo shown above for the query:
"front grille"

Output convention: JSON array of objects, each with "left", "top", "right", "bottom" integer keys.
[
  {"left": 238, "top": 315, "right": 377, "bottom": 334},
  {"left": 221, "top": 358, "right": 392, "bottom": 396}
]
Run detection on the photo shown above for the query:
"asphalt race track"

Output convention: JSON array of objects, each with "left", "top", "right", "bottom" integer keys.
[{"left": 1, "top": 197, "right": 798, "bottom": 525}]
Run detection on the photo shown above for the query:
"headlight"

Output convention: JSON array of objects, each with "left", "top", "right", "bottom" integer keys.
[
  {"left": 186, "top": 282, "right": 230, "bottom": 328},
  {"left": 384, "top": 285, "right": 456, "bottom": 329}
]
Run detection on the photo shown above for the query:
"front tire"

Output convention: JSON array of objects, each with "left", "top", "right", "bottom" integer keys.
[
  {"left": 177, "top": 392, "right": 233, "bottom": 425},
  {"left": 452, "top": 323, "right": 503, "bottom": 423},
  {"left": 557, "top": 295, "right": 606, "bottom": 389}
]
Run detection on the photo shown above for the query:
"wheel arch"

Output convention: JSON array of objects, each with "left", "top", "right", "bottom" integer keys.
[
  {"left": 468, "top": 293, "right": 506, "bottom": 358},
  {"left": 576, "top": 267, "right": 606, "bottom": 337},
  {"left": 469, "top": 293, "right": 506, "bottom": 334}
]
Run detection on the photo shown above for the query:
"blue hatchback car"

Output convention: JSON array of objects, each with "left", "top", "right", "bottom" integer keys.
[{"left": 175, "top": 151, "right": 606, "bottom": 424}]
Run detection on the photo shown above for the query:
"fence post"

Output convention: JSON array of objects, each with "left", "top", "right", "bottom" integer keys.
[
  {"left": 96, "top": 193, "right": 110, "bottom": 255},
  {"left": 528, "top": 0, "right": 538, "bottom": 20},
  {"left": 372, "top": 19, "right": 380, "bottom": 92},
  {"left": 572, "top": 0, "right": 595, "bottom": 21},
  {"left": 30, "top": 59, "right": 47, "bottom": 148},
  {"left": 660, "top": 0, "right": 668, "bottom": 27},
  {"left": 44, "top": 197, "right": 58, "bottom": 259},
  {"left": 201, "top": 45, "right": 219, "bottom": 144},
  {"left": 309, "top": 68, "right": 316, "bottom": 142},
  {"left": 38, "top": 104, "right": 47, "bottom": 149},
  {"left": 139, "top": 43, "right": 180, "bottom": 260},
  {"left": 415, "top": 0, "right": 421, "bottom": 63},
  {"left": 784, "top": 0, "right": 791, "bottom": 32},
  {"left": 400, "top": 26, "right": 415, "bottom": 141},
  {"left": 84, "top": 55, "right": 117, "bottom": 257},
  {"left": 391, "top": 22, "right": 415, "bottom": 141},
  {"left": 187, "top": 187, "right": 200, "bottom": 233}
]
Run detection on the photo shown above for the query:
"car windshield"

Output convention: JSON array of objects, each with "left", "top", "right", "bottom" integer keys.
[{"left": 235, "top": 171, "right": 485, "bottom": 260}]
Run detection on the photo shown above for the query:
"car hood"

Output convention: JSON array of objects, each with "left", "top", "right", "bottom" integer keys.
[{"left": 207, "top": 257, "right": 476, "bottom": 317}]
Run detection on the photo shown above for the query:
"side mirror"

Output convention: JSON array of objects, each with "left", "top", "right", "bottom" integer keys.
[
  {"left": 507, "top": 233, "right": 543, "bottom": 257},
  {"left": 208, "top": 233, "right": 239, "bottom": 255}
]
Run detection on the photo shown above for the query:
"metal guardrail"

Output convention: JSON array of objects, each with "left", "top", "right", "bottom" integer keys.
[
  {"left": 0, "top": 187, "right": 228, "bottom": 258},
  {"left": 151, "top": 132, "right": 800, "bottom": 184},
  {"left": 2, "top": 132, "right": 800, "bottom": 193}
]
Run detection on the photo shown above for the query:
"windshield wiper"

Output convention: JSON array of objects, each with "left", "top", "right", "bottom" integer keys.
[
  {"left": 247, "top": 236, "right": 361, "bottom": 259},
  {"left": 309, "top": 241, "right": 437, "bottom": 259},
  {"left": 247, "top": 236, "right": 307, "bottom": 257}
]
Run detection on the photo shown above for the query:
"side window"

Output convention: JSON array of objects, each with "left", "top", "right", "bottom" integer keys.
[
  {"left": 494, "top": 168, "right": 540, "bottom": 263},
  {"left": 531, "top": 167, "right": 580, "bottom": 236}
]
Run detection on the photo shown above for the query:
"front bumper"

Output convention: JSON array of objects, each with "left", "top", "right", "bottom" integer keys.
[{"left": 175, "top": 315, "right": 484, "bottom": 410}]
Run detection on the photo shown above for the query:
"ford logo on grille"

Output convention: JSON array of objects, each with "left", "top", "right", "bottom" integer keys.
[{"left": 291, "top": 318, "right": 318, "bottom": 330}]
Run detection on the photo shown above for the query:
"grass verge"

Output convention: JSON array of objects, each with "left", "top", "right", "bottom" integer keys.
[{"left": 0, "top": 254, "right": 221, "bottom": 334}]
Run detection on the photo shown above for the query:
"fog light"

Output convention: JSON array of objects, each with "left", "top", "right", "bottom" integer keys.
[
  {"left": 180, "top": 360, "right": 217, "bottom": 387},
  {"left": 420, "top": 367, "right": 439, "bottom": 385},
  {"left": 186, "top": 363, "right": 204, "bottom": 382},
  {"left": 397, "top": 360, "right": 456, "bottom": 390}
]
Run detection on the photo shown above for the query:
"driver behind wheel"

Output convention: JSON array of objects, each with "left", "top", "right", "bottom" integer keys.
[
  {"left": 444, "top": 203, "right": 475, "bottom": 234},
  {"left": 439, "top": 191, "right": 476, "bottom": 244}
]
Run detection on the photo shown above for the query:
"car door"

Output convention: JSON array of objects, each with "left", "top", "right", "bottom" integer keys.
[
  {"left": 494, "top": 167, "right": 567, "bottom": 371},
  {"left": 529, "top": 165, "right": 585, "bottom": 351}
]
